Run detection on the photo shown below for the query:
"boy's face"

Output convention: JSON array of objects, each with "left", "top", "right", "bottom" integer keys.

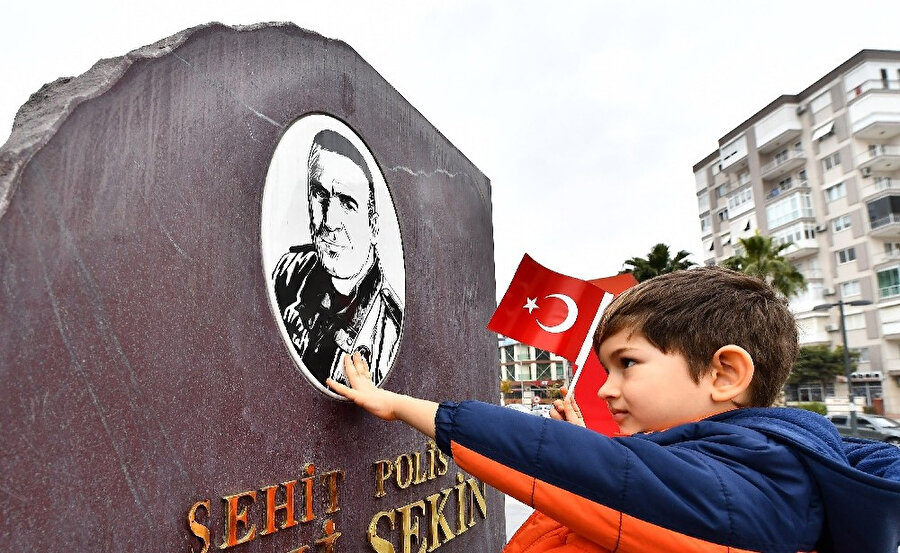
[{"left": 597, "top": 328, "right": 719, "bottom": 435}]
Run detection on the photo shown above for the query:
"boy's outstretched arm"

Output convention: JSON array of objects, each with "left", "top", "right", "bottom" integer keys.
[{"left": 327, "top": 352, "right": 438, "bottom": 439}]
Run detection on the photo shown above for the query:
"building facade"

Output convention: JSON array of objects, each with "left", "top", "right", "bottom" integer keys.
[
  {"left": 498, "top": 338, "right": 570, "bottom": 406},
  {"left": 692, "top": 49, "right": 900, "bottom": 416}
]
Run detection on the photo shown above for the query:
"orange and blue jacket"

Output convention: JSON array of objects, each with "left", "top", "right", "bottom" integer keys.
[{"left": 434, "top": 402, "right": 900, "bottom": 553}]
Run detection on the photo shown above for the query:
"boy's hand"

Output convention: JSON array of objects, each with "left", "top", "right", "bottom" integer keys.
[
  {"left": 327, "top": 352, "right": 399, "bottom": 421},
  {"left": 551, "top": 387, "right": 585, "bottom": 427},
  {"left": 327, "top": 352, "right": 439, "bottom": 438}
]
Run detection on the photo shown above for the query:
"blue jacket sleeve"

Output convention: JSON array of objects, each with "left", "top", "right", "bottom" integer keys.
[{"left": 435, "top": 400, "right": 821, "bottom": 553}]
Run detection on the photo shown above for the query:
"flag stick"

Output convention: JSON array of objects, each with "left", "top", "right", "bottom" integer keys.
[{"left": 565, "top": 292, "right": 612, "bottom": 400}]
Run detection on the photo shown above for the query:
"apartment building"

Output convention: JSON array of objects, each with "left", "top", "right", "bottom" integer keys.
[
  {"left": 692, "top": 49, "right": 900, "bottom": 415},
  {"left": 498, "top": 338, "right": 570, "bottom": 405}
]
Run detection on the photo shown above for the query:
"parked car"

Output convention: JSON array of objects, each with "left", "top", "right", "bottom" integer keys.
[
  {"left": 504, "top": 404, "right": 533, "bottom": 414},
  {"left": 826, "top": 413, "right": 900, "bottom": 445},
  {"left": 532, "top": 404, "right": 553, "bottom": 418}
]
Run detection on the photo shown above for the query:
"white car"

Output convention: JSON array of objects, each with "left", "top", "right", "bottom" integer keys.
[{"left": 504, "top": 404, "right": 533, "bottom": 414}]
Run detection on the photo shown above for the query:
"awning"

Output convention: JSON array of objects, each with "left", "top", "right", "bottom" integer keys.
[{"left": 812, "top": 121, "right": 835, "bottom": 141}]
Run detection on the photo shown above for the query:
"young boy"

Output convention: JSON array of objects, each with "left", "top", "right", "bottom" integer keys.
[{"left": 328, "top": 267, "right": 900, "bottom": 553}]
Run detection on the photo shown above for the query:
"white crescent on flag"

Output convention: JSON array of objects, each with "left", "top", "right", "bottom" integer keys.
[{"left": 535, "top": 293, "right": 578, "bottom": 333}]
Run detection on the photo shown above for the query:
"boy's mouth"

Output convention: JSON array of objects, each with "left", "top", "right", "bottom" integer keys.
[{"left": 609, "top": 408, "right": 628, "bottom": 422}]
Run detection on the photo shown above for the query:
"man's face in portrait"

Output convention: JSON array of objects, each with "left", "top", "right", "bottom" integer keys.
[{"left": 308, "top": 148, "right": 376, "bottom": 280}]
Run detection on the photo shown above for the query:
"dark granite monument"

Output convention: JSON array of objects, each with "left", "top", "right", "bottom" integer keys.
[{"left": 0, "top": 22, "right": 502, "bottom": 552}]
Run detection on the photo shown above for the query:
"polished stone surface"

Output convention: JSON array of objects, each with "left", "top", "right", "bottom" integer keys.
[{"left": 0, "top": 22, "right": 501, "bottom": 552}]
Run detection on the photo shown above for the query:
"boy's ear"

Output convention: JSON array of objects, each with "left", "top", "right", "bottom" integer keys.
[{"left": 709, "top": 345, "right": 754, "bottom": 404}]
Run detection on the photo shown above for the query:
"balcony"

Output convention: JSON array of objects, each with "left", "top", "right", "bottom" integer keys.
[
  {"left": 765, "top": 179, "right": 808, "bottom": 202},
  {"left": 869, "top": 212, "right": 900, "bottom": 237},
  {"left": 872, "top": 249, "right": 900, "bottom": 267},
  {"left": 719, "top": 135, "right": 749, "bottom": 173},
  {"left": 882, "top": 319, "right": 900, "bottom": 340},
  {"left": 886, "top": 358, "right": 900, "bottom": 376},
  {"left": 798, "top": 331, "right": 830, "bottom": 345},
  {"left": 860, "top": 177, "right": 897, "bottom": 201},
  {"left": 878, "top": 283, "right": 900, "bottom": 301},
  {"left": 847, "top": 78, "right": 900, "bottom": 102},
  {"left": 755, "top": 104, "right": 803, "bottom": 154},
  {"left": 848, "top": 89, "right": 900, "bottom": 140},
  {"left": 760, "top": 149, "right": 806, "bottom": 181},
  {"left": 858, "top": 145, "right": 900, "bottom": 173},
  {"left": 803, "top": 268, "right": 824, "bottom": 280},
  {"left": 782, "top": 238, "right": 819, "bottom": 260}
]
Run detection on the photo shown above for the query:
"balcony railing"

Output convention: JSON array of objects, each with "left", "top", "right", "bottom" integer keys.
[
  {"left": 760, "top": 149, "right": 806, "bottom": 179},
  {"left": 879, "top": 284, "right": 900, "bottom": 299},
  {"left": 765, "top": 179, "right": 807, "bottom": 201},
  {"left": 873, "top": 250, "right": 900, "bottom": 266},
  {"left": 860, "top": 178, "right": 896, "bottom": 200},
  {"left": 871, "top": 212, "right": 900, "bottom": 231},
  {"left": 862, "top": 144, "right": 900, "bottom": 159},
  {"left": 847, "top": 78, "right": 900, "bottom": 102}
]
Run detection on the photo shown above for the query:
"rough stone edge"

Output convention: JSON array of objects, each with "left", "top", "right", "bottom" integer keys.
[
  {"left": 0, "top": 22, "right": 309, "bottom": 220},
  {"left": 0, "top": 20, "right": 491, "bottom": 223}
]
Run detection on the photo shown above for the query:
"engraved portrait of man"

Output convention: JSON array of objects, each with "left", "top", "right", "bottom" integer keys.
[{"left": 268, "top": 126, "right": 403, "bottom": 391}]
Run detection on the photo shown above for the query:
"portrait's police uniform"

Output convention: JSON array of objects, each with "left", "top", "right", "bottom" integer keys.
[{"left": 272, "top": 244, "right": 402, "bottom": 387}]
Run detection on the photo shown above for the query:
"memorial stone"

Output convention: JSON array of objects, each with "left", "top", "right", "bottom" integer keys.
[{"left": 0, "top": 22, "right": 503, "bottom": 552}]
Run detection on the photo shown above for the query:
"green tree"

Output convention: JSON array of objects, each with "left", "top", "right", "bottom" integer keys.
[
  {"left": 721, "top": 233, "right": 806, "bottom": 297},
  {"left": 622, "top": 243, "right": 696, "bottom": 282},
  {"left": 789, "top": 345, "right": 857, "bottom": 386}
]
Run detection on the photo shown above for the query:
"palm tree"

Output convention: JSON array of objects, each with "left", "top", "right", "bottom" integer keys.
[
  {"left": 622, "top": 243, "right": 696, "bottom": 282},
  {"left": 721, "top": 232, "right": 806, "bottom": 297}
]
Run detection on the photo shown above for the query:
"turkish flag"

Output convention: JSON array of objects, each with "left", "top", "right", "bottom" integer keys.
[
  {"left": 573, "top": 350, "right": 620, "bottom": 435},
  {"left": 589, "top": 273, "right": 638, "bottom": 295},
  {"left": 488, "top": 255, "right": 607, "bottom": 362},
  {"left": 572, "top": 272, "right": 638, "bottom": 436}
]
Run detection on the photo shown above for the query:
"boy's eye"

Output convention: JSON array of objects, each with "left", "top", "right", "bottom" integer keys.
[{"left": 621, "top": 358, "right": 637, "bottom": 369}]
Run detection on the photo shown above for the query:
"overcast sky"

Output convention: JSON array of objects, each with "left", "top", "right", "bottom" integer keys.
[{"left": 3, "top": 1, "right": 899, "bottom": 296}]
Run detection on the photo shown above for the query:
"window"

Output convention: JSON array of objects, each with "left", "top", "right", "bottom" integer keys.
[
  {"left": 766, "top": 193, "right": 813, "bottom": 228},
  {"left": 718, "top": 208, "right": 729, "bottom": 222},
  {"left": 877, "top": 267, "right": 900, "bottom": 299},
  {"left": 700, "top": 215, "right": 712, "bottom": 235},
  {"left": 503, "top": 364, "right": 516, "bottom": 380},
  {"left": 727, "top": 188, "right": 753, "bottom": 214},
  {"left": 775, "top": 149, "right": 789, "bottom": 164},
  {"left": 535, "top": 363, "right": 552, "bottom": 380},
  {"left": 772, "top": 223, "right": 816, "bottom": 247},
  {"left": 516, "top": 345, "right": 531, "bottom": 361},
  {"left": 810, "top": 92, "right": 831, "bottom": 113},
  {"left": 798, "top": 169, "right": 808, "bottom": 184},
  {"left": 852, "top": 347, "right": 870, "bottom": 364},
  {"left": 844, "top": 313, "right": 865, "bottom": 331},
  {"left": 822, "top": 152, "right": 841, "bottom": 172},
  {"left": 697, "top": 192, "right": 710, "bottom": 213},
  {"left": 866, "top": 195, "right": 900, "bottom": 229},
  {"left": 841, "top": 280, "right": 861, "bottom": 297},
  {"left": 832, "top": 214, "right": 852, "bottom": 232},
  {"left": 738, "top": 171, "right": 750, "bottom": 185},
  {"left": 717, "top": 184, "right": 728, "bottom": 198},
  {"left": 825, "top": 182, "right": 846, "bottom": 202},
  {"left": 503, "top": 345, "right": 515, "bottom": 363},
  {"left": 886, "top": 242, "right": 900, "bottom": 257},
  {"left": 778, "top": 176, "right": 793, "bottom": 190},
  {"left": 836, "top": 247, "right": 856, "bottom": 264}
]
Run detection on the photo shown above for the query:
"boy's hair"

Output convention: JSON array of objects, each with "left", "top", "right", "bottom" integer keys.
[{"left": 594, "top": 266, "right": 798, "bottom": 407}]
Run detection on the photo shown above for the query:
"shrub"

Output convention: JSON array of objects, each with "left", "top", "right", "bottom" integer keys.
[{"left": 793, "top": 402, "right": 827, "bottom": 415}]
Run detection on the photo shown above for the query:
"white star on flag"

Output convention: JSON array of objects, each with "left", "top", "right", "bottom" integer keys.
[{"left": 523, "top": 297, "right": 539, "bottom": 313}]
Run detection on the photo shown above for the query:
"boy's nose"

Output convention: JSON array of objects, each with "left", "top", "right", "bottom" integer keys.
[{"left": 597, "top": 375, "right": 619, "bottom": 400}]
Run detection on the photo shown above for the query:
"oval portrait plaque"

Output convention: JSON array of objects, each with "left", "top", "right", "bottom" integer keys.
[{"left": 261, "top": 113, "right": 405, "bottom": 398}]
